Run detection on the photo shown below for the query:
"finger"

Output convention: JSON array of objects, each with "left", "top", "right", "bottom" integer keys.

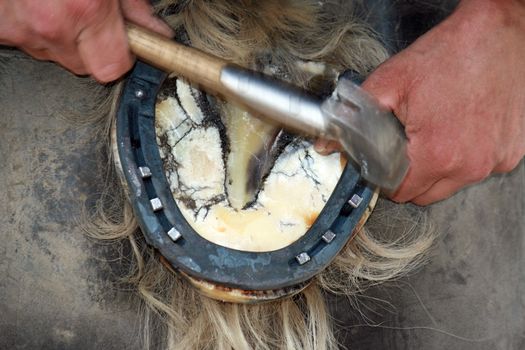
[
  {"left": 494, "top": 155, "right": 523, "bottom": 174},
  {"left": 361, "top": 57, "right": 408, "bottom": 123},
  {"left": 314, "top": 139, "right": 341, "bottom": 155},
  {"left": 77, "top": 3, "right": 133, "bottom": 82},
  {"left": 49, "top": 46, "right": 89, "bottom": 75},
  {"left": 388, "top": 164, "right": 439, "bottom": 203},
  {"left": 411, "top": 177, "right": 465, "bottom": 206},
  {"left": 120, "top": 0, "right": 174, "bottom": 37}
]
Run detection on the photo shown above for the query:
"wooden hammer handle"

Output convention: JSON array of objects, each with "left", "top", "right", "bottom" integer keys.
[{"left": 126, "top": 23, "right": 227, "bottom": 93}]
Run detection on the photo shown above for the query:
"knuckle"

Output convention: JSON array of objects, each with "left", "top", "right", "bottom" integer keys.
[
  {"left": 498, "top": 155, "right": 522, "bottom": 173},
  {"left": 470, "top": 167, "right": 491, "bottom": 182},
  {"left": 428, "top": 145, "right": 460, "bottom": 175},
  {"left": 497, "top": 162, "right": 513, "bottom": 173},
  {"left": 31, "top": 13, "right": 62, "bottom": 41},
  {"left": 463, "top": 159, "right": 492, "bottom": 182}
]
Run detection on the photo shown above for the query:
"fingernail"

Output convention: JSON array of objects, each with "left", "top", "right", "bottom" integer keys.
[
  {"left": 314, "top": 140, "right": 328, "bottom": 153},
  {"left": 153, "top": 18, "right": 175, "bottom": 37},
  {"left": 94, "top": 61, "right": 130, "bottom": 83}
]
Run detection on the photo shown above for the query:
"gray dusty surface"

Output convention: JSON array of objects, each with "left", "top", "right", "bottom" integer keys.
[
  {"left": 0, "top": 50, "right": 141, "bottom": 350},
  {"left": 333, "top": 165, "right": 525, "bottom": 349}
]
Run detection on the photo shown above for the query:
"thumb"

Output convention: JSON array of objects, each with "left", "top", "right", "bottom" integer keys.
[{"left": 361, "top": 57, "right": 408, "bottom": 125}]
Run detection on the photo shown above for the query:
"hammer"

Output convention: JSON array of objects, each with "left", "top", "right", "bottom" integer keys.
[{"left": 126, "top": 24, "right": 409, "bottom": 191}]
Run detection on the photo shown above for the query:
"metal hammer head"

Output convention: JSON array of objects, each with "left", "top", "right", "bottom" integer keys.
[
  {"left": 321, "top": 78, "right": 409, "bottom": 190},
  {"left": 219, "top": 65, "right": 409, "bottom": 190}
]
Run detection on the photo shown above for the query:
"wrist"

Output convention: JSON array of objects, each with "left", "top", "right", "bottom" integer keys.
[{"left": 457, "top": 0, "right": 525, "bottom": 28}]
